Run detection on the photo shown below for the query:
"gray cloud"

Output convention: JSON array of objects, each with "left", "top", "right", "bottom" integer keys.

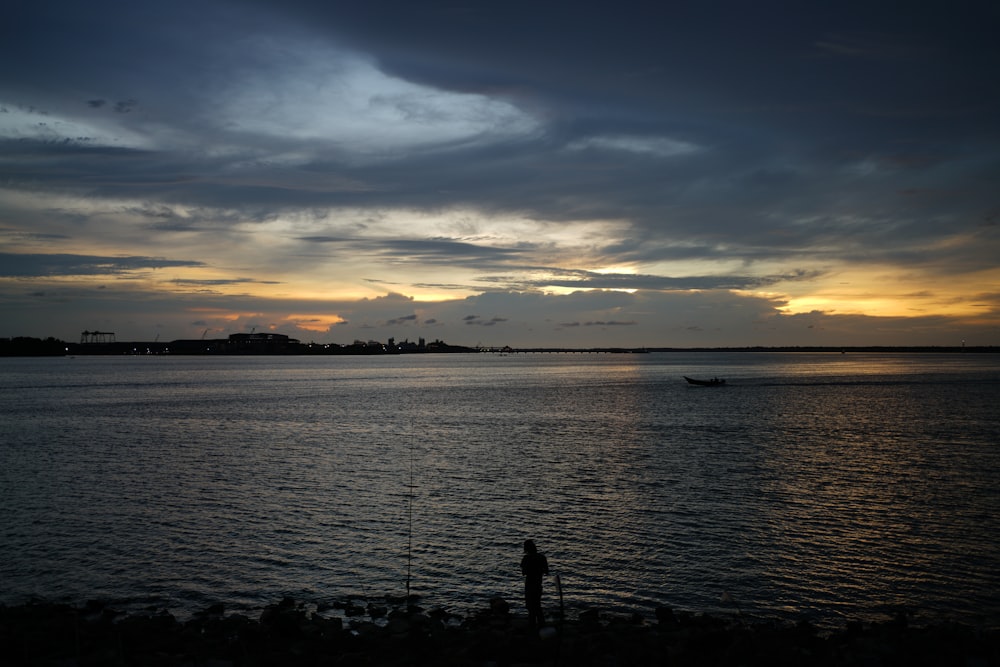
[
  {"left": 0, "top": 253, "right": 204, "bottom": 277},
  {"left": 474, "top": 269, "right": 823, "bottom": 292},
  {"left": 168, "top": 278, "right": 281, "bottom": 286}
]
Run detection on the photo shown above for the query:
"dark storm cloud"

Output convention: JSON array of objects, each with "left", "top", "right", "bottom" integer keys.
[
  {"left": 463, "top": 315, "right": 507, "bottom": 327},
  {"left": 253, "top": 1, "right": 999, "bottom": 126},
  {"left": 3, "top": 0, "right": 996, "bottom": 260},
  {"left": 0, "top": 138, "right": 194, "bottom": 197},
  {"left": 2, "top": 0, "right": 998, "bottom": 345},
  {"left": 475, "top": 268, "right": 822, "bottom": 292},
  {"left": 0, "top": 253, "right": 204, "bottom": 277},
  {"left": 301, "top": 236, "right": 529, "bottom": 265},
  {"left": 558, "top": 320, "right": 637, "bottom": 328},
  {"left": 168, "top": 278, "right": 281, "bottom": 287},
  {"left": 0, "top": 227, "right": 69, "bottom": 243},
  {"left": 385, "top": 313, "right": 417, "bottom": 326}
]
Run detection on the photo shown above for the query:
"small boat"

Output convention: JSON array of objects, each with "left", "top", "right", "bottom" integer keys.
[{"left": 684, "top": 376, "right": 726, "bottom": 386}]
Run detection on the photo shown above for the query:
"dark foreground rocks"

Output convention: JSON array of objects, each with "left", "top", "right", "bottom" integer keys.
[{"left": 2, "top": 598, "right": 997, "bottom": 666}]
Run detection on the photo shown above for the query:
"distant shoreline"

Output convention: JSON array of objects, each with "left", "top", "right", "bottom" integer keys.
[{"left": 2, "top": 336, "right": 998, "bottom": 357}]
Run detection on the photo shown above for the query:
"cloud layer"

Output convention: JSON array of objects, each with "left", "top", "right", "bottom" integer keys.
[{"left": 1, "top": 0, "right": 998, "bottom": 346}]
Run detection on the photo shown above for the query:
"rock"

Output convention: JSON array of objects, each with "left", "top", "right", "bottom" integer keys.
[
  {"left": 656, "top": 605, "right": 678, "bottom": 627},
  {"left": 488, "top": 597, "right": 510, "bottom": 616},
  {"left": 2, "top": 600, "right": 997, "bottom": 666},
  {"left": 260, "top": 598, "right": 307, "bottom": 638},
  {"left": 343, "top": 603, "right": 366, "bottom": 616}
]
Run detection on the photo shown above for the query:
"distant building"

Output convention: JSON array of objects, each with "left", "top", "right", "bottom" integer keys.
[
  {"left": 80, "top": 330, "right": 116, "bottom": 344},
  {"left": 227, "top": 332, "right": 301, "bottom": 353}
]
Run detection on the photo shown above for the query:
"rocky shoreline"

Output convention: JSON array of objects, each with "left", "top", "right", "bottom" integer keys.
[{"left": 2, "top": 597, "right": 997, "bottom": 666}]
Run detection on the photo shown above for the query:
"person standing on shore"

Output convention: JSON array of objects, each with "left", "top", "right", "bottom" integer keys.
[{"left": 520, "top": 539, "right": 549, "bottom": 628}]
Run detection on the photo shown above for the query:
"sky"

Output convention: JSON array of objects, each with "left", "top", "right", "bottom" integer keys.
[{"left": 2, "top": 0, "right": 998, "bottom": 348}]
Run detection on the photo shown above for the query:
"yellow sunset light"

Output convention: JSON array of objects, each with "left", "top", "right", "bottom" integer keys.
[
  {"left": 287, "top": 314, "right": 347, "bottom": 332},
  {"left": 775, "top": 265, "right": 1000, "bottom": 319}
]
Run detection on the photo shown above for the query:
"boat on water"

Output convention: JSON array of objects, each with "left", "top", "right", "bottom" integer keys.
[{"left": 684, "top": 376, "right": 726, "bottom": 386}]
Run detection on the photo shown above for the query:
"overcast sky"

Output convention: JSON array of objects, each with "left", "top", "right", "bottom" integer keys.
[{"left": 2, "top": 0, "right": 998, "bottom": 347}]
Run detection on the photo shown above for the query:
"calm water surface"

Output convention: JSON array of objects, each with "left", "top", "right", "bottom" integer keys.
[{"left": 2, "top": 352, "right": 998, "bottom": 628}]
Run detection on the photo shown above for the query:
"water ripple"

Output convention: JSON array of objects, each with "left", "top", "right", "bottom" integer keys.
[{"left": 2, "top": 354, "right": 998, "bottom": 628}]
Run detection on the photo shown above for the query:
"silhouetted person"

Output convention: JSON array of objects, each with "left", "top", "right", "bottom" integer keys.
[{"left": 520, "top": 539, "right": 549, "bottom": 628}]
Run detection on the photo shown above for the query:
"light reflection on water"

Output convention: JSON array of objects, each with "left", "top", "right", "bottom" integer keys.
[{"left": 1, "top": 353, "right": 998, "bottom": 628}]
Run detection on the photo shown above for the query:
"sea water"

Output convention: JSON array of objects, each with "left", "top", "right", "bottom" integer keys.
[{"left": 2, "top": 352, "right": 998, "bottom": 628}]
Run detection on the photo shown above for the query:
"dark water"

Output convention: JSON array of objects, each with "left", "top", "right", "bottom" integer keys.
[{"left": 2, "top": 352, "right": 998, "bottom": 628}]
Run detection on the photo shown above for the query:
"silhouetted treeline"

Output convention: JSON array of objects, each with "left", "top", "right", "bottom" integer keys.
[
  {"left": 2, "top": 336, "right": 997, "bottom": 357},
  {"left": 1, "top": 336, "right": 478, "bottom": 356},
  {"left": 0, "top": 337, "right": 68, "bottom": 356}
]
